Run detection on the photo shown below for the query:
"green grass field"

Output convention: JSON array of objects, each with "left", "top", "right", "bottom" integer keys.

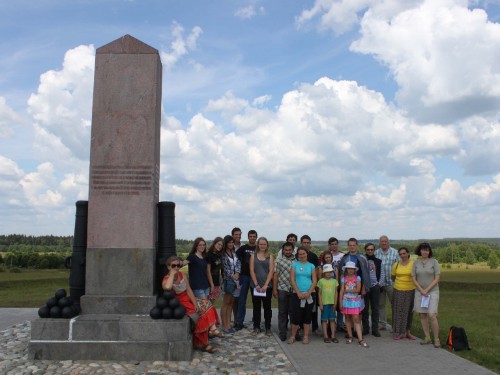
[{"left": 0, "top": 265, "right": 498, "bottom": 372}]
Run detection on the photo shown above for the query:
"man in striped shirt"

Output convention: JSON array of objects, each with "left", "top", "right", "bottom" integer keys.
[{"left": 273, "top": 242, "right": 295, "bottom": 341}]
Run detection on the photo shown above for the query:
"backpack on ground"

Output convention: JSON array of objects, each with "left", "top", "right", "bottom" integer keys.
[{"left": 446, "top": 326, "right": 471, "bottom": 351}]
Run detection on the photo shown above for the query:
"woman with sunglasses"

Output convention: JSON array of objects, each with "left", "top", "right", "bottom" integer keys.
[{"left": 162, "top": 256, "right": 220, "bottom": 353}]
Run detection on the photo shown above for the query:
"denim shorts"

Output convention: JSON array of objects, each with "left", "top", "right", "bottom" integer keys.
[
  {"left": 321, "top": 304, "right": 337, "bottom": 321},
  {"left": 193, "top": 288, "right": 210, "bottom": 298}
]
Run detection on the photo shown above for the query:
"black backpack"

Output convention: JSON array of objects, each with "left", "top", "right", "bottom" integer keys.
[{"left": 446, "top": 326, "right": 471, "bottom": 351}]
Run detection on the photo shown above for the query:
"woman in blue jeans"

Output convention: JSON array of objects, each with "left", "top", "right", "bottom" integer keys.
[{"left": 186, "top": 237, "right": 211, "bottom": 298}]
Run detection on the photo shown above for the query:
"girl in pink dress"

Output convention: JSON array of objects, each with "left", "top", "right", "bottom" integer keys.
[{"left": 340, "top": 261, "right": 368, "bottom": 348}]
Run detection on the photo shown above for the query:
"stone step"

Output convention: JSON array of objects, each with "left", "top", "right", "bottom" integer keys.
[{"left": 29, "top": 314, "right": 193, "bottom": 360}]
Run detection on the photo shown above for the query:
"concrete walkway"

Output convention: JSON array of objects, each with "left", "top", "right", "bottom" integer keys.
[{"left": 1, "top": 308, "right": 496, "bottom": 375}]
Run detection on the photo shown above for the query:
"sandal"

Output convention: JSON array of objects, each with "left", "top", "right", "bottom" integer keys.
[
  {"left": 324, "top": 337, "right": 331, "bottom": 343},
  {"left": 332, "top": 337, "right": 339, "bottom": 343},
  {"left": 346, "top": 337, "right": 353, "bottom": 344},
  {"left": 287, "top": 337, "right": 296, "bottom": 345},
  {"left": 302, "top": 336, "right": 310, "bottom": 344},
  {"left": 209, "top": 329, "right": 224, "bottom": 338},
  {"left": 359, "top": 339, "right": 369, "bottom": 348},
  {"left": 197, "top": 344, "right": 218, "bottom": 353}
]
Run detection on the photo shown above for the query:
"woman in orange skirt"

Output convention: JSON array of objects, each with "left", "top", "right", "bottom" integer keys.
[{"left": 162, "top": 256, "right": 220, "bottom": 353}]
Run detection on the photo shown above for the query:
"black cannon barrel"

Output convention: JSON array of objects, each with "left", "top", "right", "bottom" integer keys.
[
  {"left": 64, "top": 200, "right": 88, "bottom": 305},
  {"left": 157, "top": 201, "right": 176, "bottom": 294}
]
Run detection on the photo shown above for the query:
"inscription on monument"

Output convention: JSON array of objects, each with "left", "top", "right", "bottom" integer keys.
[{"left": 91, "top": 165, "right": 153, "bottom": 195}]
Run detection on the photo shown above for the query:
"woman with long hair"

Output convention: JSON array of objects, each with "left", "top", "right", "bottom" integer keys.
[
  {"left": 220, "top": 235, "right": 240, "bottom": 333},
  {"left": 206, "top": 237, "right": 224, "bottom": 303},
  {"left": 162, "top": 256, "right": 219, "bottom": 353},
  {"left": 249, "top": 236, "right": 275, "bottom": 336},
  {"left": 412, "top": 242, "right": 441, "bottom": 347}
]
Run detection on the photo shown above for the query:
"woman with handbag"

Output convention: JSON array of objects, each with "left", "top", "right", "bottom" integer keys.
[
  {"left": 162, "top": 256, "right": 220, "bottom": 353},
  {"left": 220, "top": 235, "right": 241, "bottom": 333}
]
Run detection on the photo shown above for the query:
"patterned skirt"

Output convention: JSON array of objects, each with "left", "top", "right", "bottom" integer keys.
[{"left": 392, "top": 289, "right": 415, "bottom": 336}]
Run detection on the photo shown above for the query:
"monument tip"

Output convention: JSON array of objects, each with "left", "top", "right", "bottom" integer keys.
[{"left": 96, "top": 34, "right": 158, "bottom": 55}]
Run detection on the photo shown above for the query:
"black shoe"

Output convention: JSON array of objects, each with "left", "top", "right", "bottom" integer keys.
[
  {"left": 372, "top": 331, "right": 381, "bottom": 337},
  {"left": 234, "top": 324, "right": 243, "bottom": 331},
  {"left": 280, "top": 335, "right": 287, "bottom": 342}
]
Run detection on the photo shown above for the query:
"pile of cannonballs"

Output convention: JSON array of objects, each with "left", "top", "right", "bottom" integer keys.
[
  {"left": 38, "top": 289, "right": 81, "bottom": 319},
  {"left": 150, "top": 290, "right": 186, "bottom": 320}
]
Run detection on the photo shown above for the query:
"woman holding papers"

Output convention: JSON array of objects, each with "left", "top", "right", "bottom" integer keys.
[
  {"left": 412, "top": 242, "right": 441, "bottom": 348},
  {"left": 249, "top": 237, "right": 275, "bottom": 336},
  {"left": 391, "top": 247, "right": 416, "bottom": 340}
]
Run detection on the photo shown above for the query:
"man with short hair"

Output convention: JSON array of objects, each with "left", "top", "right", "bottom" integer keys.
[
  {"left": 362, "top": 243, "right": 385, "bottom": 337},
  {"left": 327, "top": 237, "right": 345, "bottom": 332},
  {"left": 235, "top": 229, "right": 257, "bottom": 330},
  {"left": 273, "top": 241, "right": 295, "bottom": 341},
  {"left": 375, "top": 235, "right": 399, "bottom": 330},
  {"left": 338, "top": 238, "right": 371, "bottom": 295},
  {"left": 232, "top": 227, "right": 243, "bottom": 251},
  {"left": 277, "top": 233, "right": 298, "bottom": 259}
]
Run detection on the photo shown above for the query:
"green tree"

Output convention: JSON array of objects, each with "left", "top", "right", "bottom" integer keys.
[
  {"left": 464, "top": 250, "right": 476, "bottom": 265},
  {"left": 487, "top": 251, "right": 498, "bottom": 269}
]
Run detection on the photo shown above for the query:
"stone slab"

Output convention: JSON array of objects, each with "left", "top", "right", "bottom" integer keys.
[
  {"left": 29, "top": 315, "right": 192, "bottom": 361},
  {"left": 85, "top": 248, "right": 155, "bottom": 296},
  {"left": 28, "top": 340, "right": 192, "bottom": 361},
  {"left": 80, "top": 295, "right": 157, "bottom": 315}
]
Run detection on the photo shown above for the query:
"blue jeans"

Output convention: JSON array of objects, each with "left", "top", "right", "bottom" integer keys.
[
  {"left": 193, "top": 288, "right": 210, "bottom": 298},
  {"left": 237, "top": 274, "right": 251, "bottom": 326}
]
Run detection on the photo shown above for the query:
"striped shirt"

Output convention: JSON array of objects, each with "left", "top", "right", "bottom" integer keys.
[
  {"left": 274, "top": 255, "right": 295, "bottom": 291},
  {"left": 375, "top": 247, "right": 399, "bottom": 286}
]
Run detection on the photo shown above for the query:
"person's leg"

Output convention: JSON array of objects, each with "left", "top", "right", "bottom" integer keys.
[
  {"left": 277, "top": 290, "right": 288, "bottom": 338},
  {"left": 344, "top": 314, "right": 353, "bottom": 340},
  {"left": 236, "top": 275, "right": 250, "bottom": 328},
  {"left": 263, "top": 289, "right": 272, "bottom": 330},
  {"left": 330, "top": 319, "right": 337, "bottom": 341},
  {"left": 353, "top": 314, "right": 364, "bottom": 342},
  {"left": 379, "top": 286, "right": 387, "bottom": 328},
  {"left": 252, "top": 292, "right": 262, "bottom": 331},
  {"left": 429, "top": 313, "right": 440, "bottom": 345},
  {"left": 311, "top": 291, "right": 319, "bottom": 333},
  {"left": 362, "top": 292, "right": 370, "bottom": 334},
  {"left": 406, "top": 290, "right": 415, "bottom": 337},
  {"left": 232, "top": 297, "right": 239, "bottom": 323},
  {"left": 223, "top": 293, "right": 233, "bottom": 330},
  {"left": 371, "top": 285, "right": 380, "bottom": 335},
  {"left": 419, "top": 313, "right": 432, "bottom": 344}
]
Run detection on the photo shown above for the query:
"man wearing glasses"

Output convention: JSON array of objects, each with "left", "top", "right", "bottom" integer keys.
[
  {"left": 375, "top": 235, "right": 399, "bottom": 331},
  {"left": 362, "top": 243, "right": 385, "bottom": 337}
]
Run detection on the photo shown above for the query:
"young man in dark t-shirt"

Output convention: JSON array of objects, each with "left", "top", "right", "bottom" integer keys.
[{"left": 234, "top": 229, "right": 257, "bottom": 330}]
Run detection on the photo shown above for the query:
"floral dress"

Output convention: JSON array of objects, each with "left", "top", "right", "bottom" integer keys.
[{"left": 341, "top": 275, "right": 362, "bottom": 315}]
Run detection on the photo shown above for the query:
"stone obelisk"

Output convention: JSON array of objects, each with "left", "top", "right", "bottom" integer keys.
[
  {"left": 82, "top": 34, "right": 161, "bottom": 313},
  {"left": 29, "top": 35, "right": 191, "bottom": 361}
]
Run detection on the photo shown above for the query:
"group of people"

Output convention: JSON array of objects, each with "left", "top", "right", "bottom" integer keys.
[{"left": 162, "top": 230, "right": 442, "bottom": 353}]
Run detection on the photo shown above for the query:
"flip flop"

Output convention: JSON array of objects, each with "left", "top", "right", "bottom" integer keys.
[{"left": 200, "top": 344, "right": 218, "bottom": 353}]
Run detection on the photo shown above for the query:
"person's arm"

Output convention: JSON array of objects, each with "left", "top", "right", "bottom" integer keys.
[
  {"left": 339, "top": 279, "right": 345, "bottom": 310},
  {"left": 290, "top": 266, "right": 301, "bottom": 297},
  {"left": 207, "top": 260, "right": 215, "bottom": 293},
  {"left": 234, "top": 257, "right": 241, "bottom": 281},
  {"left": 250, "top": 254, "right": 258, "bottom": 289},
  {"left": 185, "top": 279, "right": 198, "bottom": 310},
  {"left": 162, "top": 270, "right": 175, "bottom": 291},
  {"left": 263, "top": 255, "right": 274, "bottom": 291},
  {"left": 317, "top": 282, "right": 323, "bottom": 310},
  {"left": 305, "top": 265, "right": 318, "bottom": 298},
  {"left": 334, "top": 280, "right": 339, "bottom": 307},
  {"left": 273, "top": 272, "right": 279, "bottom": 299}
]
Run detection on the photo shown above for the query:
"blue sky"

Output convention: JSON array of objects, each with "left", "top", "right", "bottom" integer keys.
[{"left": 1, "top": 0, "right": 500, "bottom": 241}]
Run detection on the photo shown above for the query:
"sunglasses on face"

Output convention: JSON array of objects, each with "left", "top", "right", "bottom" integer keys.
[{"left": 170, "top": 263, "right": 181, "bottom": 268}]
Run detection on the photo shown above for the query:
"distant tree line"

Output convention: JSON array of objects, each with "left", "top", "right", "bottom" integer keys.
[{"left": 0, "top": 235, "right": 498, "bottom": 269}]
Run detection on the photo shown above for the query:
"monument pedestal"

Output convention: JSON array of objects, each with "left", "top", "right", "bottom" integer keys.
[{"left": 29, "top": 315, "right": 192, "bottom": 361}]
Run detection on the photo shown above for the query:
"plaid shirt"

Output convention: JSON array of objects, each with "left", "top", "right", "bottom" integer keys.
[
  {"left": 375, "top": 247, "right": 399, "bottom": 286},
  {"left": 274, "top": 254, "right": 295, "bottom": 291}
]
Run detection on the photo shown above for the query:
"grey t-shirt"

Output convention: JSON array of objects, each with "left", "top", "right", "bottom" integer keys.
[{"left": 411, "top": 258, "right": 440, "bottom": 292}]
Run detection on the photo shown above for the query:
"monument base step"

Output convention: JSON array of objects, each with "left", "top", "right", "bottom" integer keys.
[{"left": 29, "top": 314, "right": 193, "bottom": 361}]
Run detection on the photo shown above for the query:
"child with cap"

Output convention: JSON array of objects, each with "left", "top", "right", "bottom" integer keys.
[
  {"left": 340, "top": 261, "right": 369, "bottom": 348},
  {"left": 317, "top": 263, "right": 340, "bottom": 343}
]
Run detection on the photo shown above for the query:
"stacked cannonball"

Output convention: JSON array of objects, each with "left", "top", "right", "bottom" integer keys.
[
  {"left": 38, "top": 289, "right": 81, "bottom": 319},
  {"left": 150, "top": 290, "right": 186, "bottom": 320}
]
